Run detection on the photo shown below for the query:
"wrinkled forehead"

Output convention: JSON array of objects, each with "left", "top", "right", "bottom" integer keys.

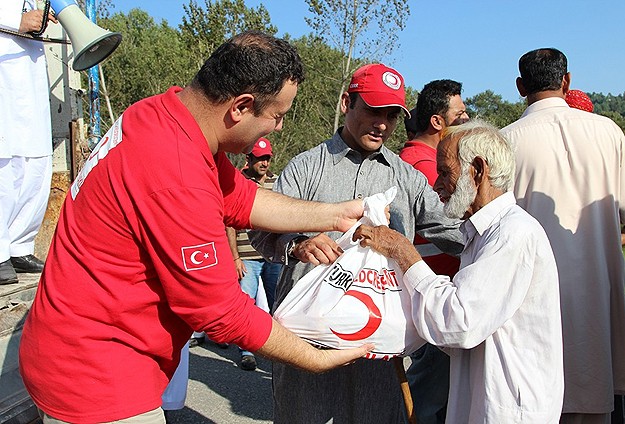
[{"left": 437, "top": 134, "right": 460, "bottom": 163}]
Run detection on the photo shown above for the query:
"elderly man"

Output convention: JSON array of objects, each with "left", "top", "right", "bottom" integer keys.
[
  {"left": 354, "top": 120, "right": 564, "bottom": 423},
  {"left": 501, "top": 48, "right": 625, "bottom": 424}
]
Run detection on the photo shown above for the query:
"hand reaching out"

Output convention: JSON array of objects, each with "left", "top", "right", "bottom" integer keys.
[
  {"left": 352, "top": 224, "right": 422, "bottom": 273},
  {"left": 292, "top": 233, "right": 343, "bottom": 266}
]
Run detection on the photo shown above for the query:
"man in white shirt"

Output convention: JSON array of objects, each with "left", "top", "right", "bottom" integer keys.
[
  {"left": 354, "top": 120, "right": 564, "bottom": 423},
  {"left": 0, "top": 0, "right": 56, "bottom": 284},
  {"left": 501, "top": 47, "right": 625, "bottom": 424}
]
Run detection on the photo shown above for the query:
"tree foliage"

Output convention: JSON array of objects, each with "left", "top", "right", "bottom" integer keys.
[
  {"left": 305, "top": 0, "right": 410, "bottom": 131},
  {"left": 465, "top": 90, "right": 525, "bottom": 129},
  {"left": 589, "top": 92, "right": 625, "bottom": 132},
  {"left": 180, "top": 0, "right": 276, "bottom": 71},
  {"left": 266, "top": 35, "right": 344, "bottom": 170},
  {"left": 98, "top": 9, "right": 189, "bottom": 127},
  {"left": 94, "top": 3, "right": 623, "bottom": 173}
]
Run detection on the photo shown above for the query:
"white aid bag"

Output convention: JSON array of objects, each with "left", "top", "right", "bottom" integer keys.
[{"left": 274, "top": 187, "right": 425, "bottom": 359}]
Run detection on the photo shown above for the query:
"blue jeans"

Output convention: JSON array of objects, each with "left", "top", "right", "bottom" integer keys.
[
  {"left": 239, "top": 259, "right": 282, "bottom": 357},
  {"left": 239, "top": 258, "right": 282, "bottom": 311}
]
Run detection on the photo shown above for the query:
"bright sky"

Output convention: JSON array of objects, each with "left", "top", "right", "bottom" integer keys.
[{"left": 113, "top": 0, "right": 625, "bottom": 102}]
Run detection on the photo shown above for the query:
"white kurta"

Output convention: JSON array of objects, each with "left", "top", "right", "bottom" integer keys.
[
  {"left": 0, "top": 0, "right": 52, "bottom": 158},
  {"left": 404, "top": 192, "right": 564, "bottom": 423},
  {"left": 0, "top": 0, "right": 53, "bottom": 260},
  {"left": 502, "top": 97, "right": 625, "bottom": 414}
]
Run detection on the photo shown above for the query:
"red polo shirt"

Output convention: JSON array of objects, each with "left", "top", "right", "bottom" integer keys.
[{"left": 19, "top": 87, "right": 273, "bottom": 422}]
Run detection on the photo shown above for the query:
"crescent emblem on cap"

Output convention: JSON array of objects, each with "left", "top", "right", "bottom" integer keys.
[{"left": 382, "top": 72, "right": 401, "bottom": 90}]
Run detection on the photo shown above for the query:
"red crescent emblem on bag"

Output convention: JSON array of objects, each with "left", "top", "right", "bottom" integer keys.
[{"left": 330, "top": 290, "right": 382, "bottom": 341}]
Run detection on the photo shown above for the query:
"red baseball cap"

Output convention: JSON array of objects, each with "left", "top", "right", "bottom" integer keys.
[
  {"left": 565, "top": 89, "right": 593, "bottom": 113},
  {"left": 348, "top": 63, "right": 410, "bottom": 116},
  {"left": 250, "top": 137, "right": 273, "bottom": 157}
]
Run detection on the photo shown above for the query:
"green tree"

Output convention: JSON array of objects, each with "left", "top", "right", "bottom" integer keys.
[
  {"left": 465, "top": 90, "right": 525, "bottom": 128},
  {"left": 305, "top": 0, "right": 410, "bottom": 132},
  {"left": 179, "top": 0, "right": 276, "bottom": 71},
  {"left": 98, "top": 9, "right": 189, "bottom": 127},
  {"left": 266, "top": 35, "right": 345, "bottom": 171},
  {"left": 589, "top": 92, "right": 625, "bottom": 132}
]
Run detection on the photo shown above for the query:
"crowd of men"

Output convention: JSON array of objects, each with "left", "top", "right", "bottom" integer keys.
[{"left": 6, "top": 25, "right": 625, "bottom": 424}]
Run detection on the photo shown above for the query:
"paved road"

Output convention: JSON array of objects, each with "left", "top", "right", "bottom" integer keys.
[
  {"left": 165, "top": 339, "right": 413, "bottom": 424},
  {"left": 165, "top": 340, "right": 274, "bottom": 424}
]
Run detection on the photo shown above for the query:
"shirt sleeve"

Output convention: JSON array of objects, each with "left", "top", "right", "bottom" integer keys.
[
  {"left": 135, "top": 185, "right": 272, "bottom": 352},
  {"left": 216, "top": 152, "right": 258, "bottom": 229},
  {"left": 403, "top": 227, "right": 536, "bottom": 349},
  {"left": 617, "top": 128, "right": 625, "bottom": 223}
]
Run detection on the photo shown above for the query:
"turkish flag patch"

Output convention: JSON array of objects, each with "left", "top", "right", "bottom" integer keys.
[{"left": 181, "top": 242, "right": 218, "bottom": 271}]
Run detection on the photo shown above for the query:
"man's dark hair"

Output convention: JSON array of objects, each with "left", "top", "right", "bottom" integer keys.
[
  {"left": 412, "top": 79, "right": 463, "bottom": 133},
  {"left": 192, "top": 31, "right": 305, "bottom": 115},
  {"left": 404, "top": 107, "right": 418, "bottom": 138},
  {"left": 348, "top": 92, "right": 359, "bottom": 109},
  {"left": 518, "top": 48, "right": 567, "bottom": 95}
]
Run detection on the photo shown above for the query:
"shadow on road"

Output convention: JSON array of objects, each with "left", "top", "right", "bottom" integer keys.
[{"left": 166, "top": 340, "right": 273, "bottom": 423}]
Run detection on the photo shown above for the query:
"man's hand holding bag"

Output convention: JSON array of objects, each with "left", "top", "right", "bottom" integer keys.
[{"left": 274, "top": 187, "right": 425, "bottom": 359}]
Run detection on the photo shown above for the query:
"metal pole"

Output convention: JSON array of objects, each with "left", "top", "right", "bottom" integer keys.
[{"left": 85, "top": 0, "right": 100, "bottom": 149}]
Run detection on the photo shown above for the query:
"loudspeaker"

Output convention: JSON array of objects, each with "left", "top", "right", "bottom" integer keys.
[{"left": 50, "top": 0, "right": 122, "bottom": 71}]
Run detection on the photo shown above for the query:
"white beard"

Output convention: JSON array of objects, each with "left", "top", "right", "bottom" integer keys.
[{"left": 444, "top": 170, "right": 477, "bottom": 220}]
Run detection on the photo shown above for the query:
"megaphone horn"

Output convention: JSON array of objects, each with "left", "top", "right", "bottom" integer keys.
[{"left": 50, "top": 0, "right": 122, "bottom": 71}]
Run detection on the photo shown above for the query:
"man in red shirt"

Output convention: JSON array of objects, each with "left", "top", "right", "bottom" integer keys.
[
  {"left": 399, "top": 79, "right": 468, "bottom": 424},
  {"left": 18, "top": 31, "right": 371, "bottom": 424},
  {"left": 401, "top": 79, "right": 468, "bottom": 276}
]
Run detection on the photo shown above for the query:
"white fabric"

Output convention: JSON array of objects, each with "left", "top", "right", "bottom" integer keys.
[
  {"left": 0, "top": 0, "right": 53, "bottom": 158},
  {"left": 275, "top": 187, "right": 426, "bottom": 358},
  {"left": 403, "top": 192, "right": 563, "bottom": 423},
  {"left": 255, "top": 276, "right": 269, "bottom": 312},
  {"left": 0, "top": 0, "right": 53, "bottom": 262},
  {"left": 502, "top": 97, "right": 625, "bottom": 414},
  {"left": 0, "top": 156, "right": 52, "bottom": 260},
  {"left": 161, "top": 342, "right": 189, "bottom": 411}
]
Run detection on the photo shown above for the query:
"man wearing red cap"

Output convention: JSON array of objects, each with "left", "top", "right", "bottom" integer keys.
[
  {"left": 226, "top": 136, "right": 282, "bottom": 371},
  {"left": 250, "top": 63, "right": 463, "bottom": 423}
]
